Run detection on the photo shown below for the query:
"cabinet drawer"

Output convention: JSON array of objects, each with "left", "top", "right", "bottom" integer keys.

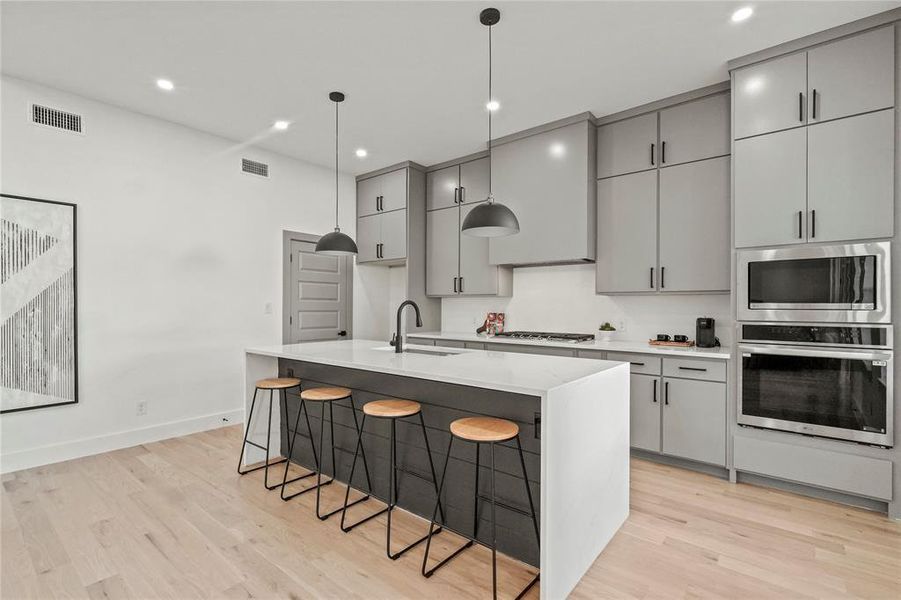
[
  {"left": 662, "top": 357, "right": 725, "bottom": 381},
  {"left": 436, "top": 340, "right": 466, "bottom": 349},
  {"left": 606, "top": 352, "right": 661, "bottom": 375}
]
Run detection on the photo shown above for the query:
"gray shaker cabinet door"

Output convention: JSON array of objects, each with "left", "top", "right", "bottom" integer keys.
[
  {"left": 379, "top": 169, "right": 408, "bottom": 213},
  {"left": 807, "top": 109, "right": 895, "bottom": 243},
  {"left": 807, "top": 26, "right": 894, "bottom": 123},
  {"left": 734, "top": 127, "right": 807, "bottom": 248},
  {"left": 357, "top": 176, "right": 381, "bottom": 218},
  {"left": 659, "top": 157, "right": 730, "bottom": 292},
  {"left": 596, "top": 170, "right": 658, "bottom": 293},
  {"left": 630, "top": 375, "right": 661, "bottom": 452},
  {"left": 379, "top": 209, "right": 407, "bottom": 261},
  {"left": 459, "top": 202, "right": 498, "bottom": 296},
  {"left": 597, "top": 113, "right": 658, "bottom": 178},
  {"left": 733, "top": 52, "right": 807, "bottom": 139},
  {"left": 662, "top": 378, "right": 726, "bottom": 466},
  {"left": 356, "top": 214, "right": 381, "bottom": 263},
  {"left": 426, "top": 206, "right": 459, "bottom": 296},
  {"left": 427, "top": 165, "right": 460, "bottom": 211},
  {"left": 659, "top": 93, "right": 730, "bottom": 166},
  {"left": 459, "top": 157, "right": 490, "bottom": 206}
]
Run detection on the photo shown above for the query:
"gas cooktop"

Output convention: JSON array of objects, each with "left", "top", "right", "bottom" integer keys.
[{"left": 493, "top": 331, "right": 596, "bottom": 343}]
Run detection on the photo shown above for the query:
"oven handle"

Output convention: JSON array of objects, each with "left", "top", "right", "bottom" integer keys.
[{"left": 739, "top": 344, "right": 892, "bottom": 362}]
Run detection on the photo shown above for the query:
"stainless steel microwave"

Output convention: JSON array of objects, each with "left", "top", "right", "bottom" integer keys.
[{"left": 737, "top": 242, "right": 891, "bottom": 323}]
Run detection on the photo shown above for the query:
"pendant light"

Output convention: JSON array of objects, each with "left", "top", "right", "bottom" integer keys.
[
  {"left": 315, "top": 91, "right": 359, "bottom": 255},
  {"left": 461, "top": 8, "right": 520, "bottom": 238}
]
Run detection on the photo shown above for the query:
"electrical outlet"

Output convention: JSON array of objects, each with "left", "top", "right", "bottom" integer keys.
[
  {"left": 136, "top": 401, "right": 147, "bottom": 417},
  {"left": 616, "top": 319, "right": 627, "bottom": 332}
]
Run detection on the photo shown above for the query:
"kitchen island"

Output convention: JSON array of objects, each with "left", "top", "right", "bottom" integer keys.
[{"left": 243, "top": 339, "right": 629, "bottom": 599}]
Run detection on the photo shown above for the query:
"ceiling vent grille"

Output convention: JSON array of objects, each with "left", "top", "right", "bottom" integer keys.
[
  {"left": 242, "top": 158, "right": 269, "bottom": 177},
  {"left": 31, "top": 104, "right": 83, "bottom": 133}
]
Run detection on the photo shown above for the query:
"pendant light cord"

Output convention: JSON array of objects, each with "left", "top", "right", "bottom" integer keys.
[
  {"left": 335, "top": 100, "right": 339, "bottom": 230},
  {"left": 487, "top": 23, "right": 493, "bottom": 200}
]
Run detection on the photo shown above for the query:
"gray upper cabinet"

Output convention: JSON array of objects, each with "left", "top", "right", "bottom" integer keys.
[
  {"left": 490, "top": 120, "right": 596, "bottom": 265},
  {"left": 662, "top": 378, "right": 726, "bottom": 466},
  {"left": 379, "top": 169, "right": 408, "bottom": 213},
  {"left": 807, "top": 26, "right": 894, "bottom": 124},
  {"left": 659, "top": 93, "right": 730, "bottom": 166},
  {"left": 597, "top": 113, "right": 657, "bottom": 179},
  {"left": 426, "top": 165, "right": 460, "bottom": 211},
  {"left": 734, "top": 127, "right": 807, "bottom": 248},
  {"left": 425, "top": 206, "right": 458, "bottom": 295},
  {"left": 356, "top": 214, "right": 381, "bottom": 263},
  {"left": 379, "top": 209, "right": 407, "bottom": 261},
  {"left": 460, "top": 202, "right": 502, "bottom": 295},
  {"left": 356, "top": 167, "right": 413, "bottom": 264},
  {"left": 659, "top": 157, "right": 730, "bottom": 292},
  {"left": 459, "top": 157, "right": 490, "bottom": 205},
  {"left": 733, "top": 52, "right": 807, "bottom": 139},
  {"left": 807, "top": 109, "right": 894, "bottom": 243},
  {"left": 357, "top": 176, "right": 381, "bottom": 218},
  {"left": 596, "top": 170, "right": 658, "bottom": 293}
]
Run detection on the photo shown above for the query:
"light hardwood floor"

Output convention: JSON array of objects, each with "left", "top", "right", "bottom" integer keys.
[{"left": 2, "top": 425, "right": 899, "bottom": 599}]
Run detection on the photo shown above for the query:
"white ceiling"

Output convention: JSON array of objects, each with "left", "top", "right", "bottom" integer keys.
[{"left": 2, "top": 1, "right": 897, "bottom": 174}]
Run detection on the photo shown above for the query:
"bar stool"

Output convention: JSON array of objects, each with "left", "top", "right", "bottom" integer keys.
[
  {"left": 283, "top": 386, "right": 375, "bottom": 520},
  {"left": 237, "top": 377, "right": 300, "bottom": 490},
  {"left": 422, "top": 416, "right": 540, "bottom": 600},
  {"left": 340, "top": 399, "right": 447, "bottom": 560}
]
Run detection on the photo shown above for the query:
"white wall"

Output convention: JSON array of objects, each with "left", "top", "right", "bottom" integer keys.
[
  {"left": 441, "top": 263, "right": 733, "bottom": 344},
  {"left": 0, "top": 76, "right": 356, "bottom": 472}
]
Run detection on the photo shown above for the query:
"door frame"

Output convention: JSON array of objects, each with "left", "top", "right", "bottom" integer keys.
[{"left": 281, "top": 230, "right": 354, "bottom": 344}]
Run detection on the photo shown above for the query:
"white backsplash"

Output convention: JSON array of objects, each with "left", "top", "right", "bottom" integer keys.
[{"left": 441, "top": 263, "right": 733, "bottom": 344}]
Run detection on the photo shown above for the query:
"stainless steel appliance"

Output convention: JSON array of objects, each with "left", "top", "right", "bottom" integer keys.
[
  {"left": 738, "top": 323, "right": 893, "bottom": 447},
  {"left": 493, "top": 331, "right": 595, "bottom": 343},
  {"left": 737, "top": 242, "right": 890, "bottom": 323}
]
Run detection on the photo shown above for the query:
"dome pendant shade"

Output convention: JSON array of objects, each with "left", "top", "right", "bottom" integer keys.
[
  {"left": 461, "top": 200, "right": 520, "bottom": 237},
  {"left": 315, "top": 228, "right": 358, "bottom": 255}
]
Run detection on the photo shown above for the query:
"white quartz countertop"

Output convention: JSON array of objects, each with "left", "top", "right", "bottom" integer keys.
[
  {"left": 408, "top": 331, "right": 731, "bottom": 360},
  {"left": 245, "top": 339, "right": 626, "bottom": 397}
]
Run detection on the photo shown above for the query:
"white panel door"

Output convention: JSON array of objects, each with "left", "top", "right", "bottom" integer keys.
[
  {"left": 659, "top": 93, "right": 730, "bottom": 166},
  {"left": 733, "top": 52, "right": 807, "bottom": 139},
  {"left": 807, "top": 109, "right": 895, "bottom": 243},
  {"left": 426, "top": 206, "right": 459, "bottom": 296},
  {"left": 459, "top": 202, "right": 498, "bottom": 296},
  {"left": 597, "top": 113, "right": 658, "bottom": 178},
  {"left": 659, "top": 157, "right": 730, "bottom": 292},
  {"left": 289, "top": 240, "right": 348, "bottom": 342},
  {"left": 807, "top": 26, "right": 895, "bottom": 123},
  {"left": 596, "top": 170, "right": 658, "bottom": 293},
  {"left": 734, "top": 127, "right": 807, "bottom": 248},
  {"left": 630, "top": 375, "right": 661, "bottom": 452}
]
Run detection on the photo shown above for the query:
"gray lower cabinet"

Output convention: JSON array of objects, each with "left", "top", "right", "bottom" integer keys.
[
  {"left": 807, "top": 109, "right": 894, "bottom": 243},
  {"left": 734, "top": 127, "right": 807, "bottom": 248},
  {"left": 661, "top": 377, "right": 726, "bottom": 466},
  {"left": 659, "top": 93, "right": 730, "bottom": 167},
  {"left": 630, "top": 374, "right": 661, "bottom": 452},
  {"left": 597, "top": 112, "right": 657, "bottom": 178},
  {"left": 596, "top": 170, "right": 657, "bottom": 293},
  {"left": 658, "top": 157, "right": 730, "bottom": 292},
  {"left": 425, "top": 206, "right": 458, "bottom": 295},
  {"left": 733, "top": 51, "right": 807, "bottom": 139}
]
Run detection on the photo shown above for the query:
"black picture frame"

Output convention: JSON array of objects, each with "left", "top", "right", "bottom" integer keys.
[{"left": 1, "top": 193, "right": 78, "bottom": 413}]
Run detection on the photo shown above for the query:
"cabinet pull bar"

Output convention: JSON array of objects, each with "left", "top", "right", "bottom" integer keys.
[
  {"left": 678, "top": 366, "right": 707, "bottom": 372},
  {"left": 661, "top": 266, "right": 665, "bottom": 289},
  {"left": 630, "top": 362, "right": 646, "bottom": 366},
  {"left": 453, "top": 277, "right": 457, "bottom": 293},
  {"left": 661, "top": 141, "right": 666, "bottom": 164},
  {"left": 650, "top": 267, "right": 654, "bottom": 289},
  {"left": 459, "top": 277, "right": 464, "bottom": 293},
  {"left": 798, "top": 92, "right": 803, "bottom": 121},
  {"left": 650, "top": 143, "right": 655, "bottom": 166},
  {"left": 453, "top": 188, "right": 459, "bottom": 204},
  {"left": 810, "top": 209, "right": 816, "bottom": 238},
  {"left": 798, "top": 211, "right": 803, "bottom": 239},
  {"left": 812, "top": 89, "right": 817, "bottom": 119},
  {"left": 459, "top": 186, "right": 465, "bottom": 203},
  {"left": 653, "top": 379, "right": 658, "bottom": 403},
  {"left": 664, "top": 381, "right": 669, "bottom": 405}
]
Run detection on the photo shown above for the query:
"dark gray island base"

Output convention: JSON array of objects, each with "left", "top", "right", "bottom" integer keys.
[{"left": 279, "top": 358, "right": 541, "bottom": 567}]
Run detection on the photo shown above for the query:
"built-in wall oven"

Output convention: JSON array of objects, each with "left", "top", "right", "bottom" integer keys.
[
  {"left": 737, "top": 242, "right": 890, "bottom": 323},
  {"left": 738, "top": 323, "right": 893, "bottom": 447}
]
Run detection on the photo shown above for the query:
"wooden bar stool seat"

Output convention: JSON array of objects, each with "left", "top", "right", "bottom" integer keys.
[
  {"left": 256, "top": 377, "right": 301, "bottom": 390},
  {"left": 450, "top": 417, "right": 519, "bottom": 443},
  {"left": 363, "top": 399, "right": 421, "bottom": 418},
  {"left": 300, "top": 386, "right": 352, "bottom": 402}
]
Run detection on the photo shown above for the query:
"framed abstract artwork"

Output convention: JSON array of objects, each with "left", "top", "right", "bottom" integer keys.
[{"left": 1, "top": 194, "right": 78, "bottom": 413}]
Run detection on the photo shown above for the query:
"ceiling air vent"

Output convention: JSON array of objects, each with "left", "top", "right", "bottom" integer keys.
[
  {"left": 31, "top": 104, "right": 83, "bottom": 133},
  {"left": 241, "top": 158, "right": 269, "bottom": 177}
]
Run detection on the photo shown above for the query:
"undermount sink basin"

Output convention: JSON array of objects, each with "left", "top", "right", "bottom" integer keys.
[{"left": 373, "top": 345, "right": 462, "bottom": 357}]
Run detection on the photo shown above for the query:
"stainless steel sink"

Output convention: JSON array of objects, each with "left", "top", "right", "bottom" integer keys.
[{"left": 373, "top": 345, "right": 462, "bottom": 357}]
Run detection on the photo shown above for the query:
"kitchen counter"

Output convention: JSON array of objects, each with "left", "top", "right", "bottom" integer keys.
[
  {"left": 243, "top": 339, "right": 629, "bottom": 599},
  {"left": 408, "top": 331, "right": 732, "bottom": 360}
]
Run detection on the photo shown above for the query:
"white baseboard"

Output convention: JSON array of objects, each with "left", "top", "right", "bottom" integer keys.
[{"left": 0, "top": 408, "right": 244, "bottom": 474}]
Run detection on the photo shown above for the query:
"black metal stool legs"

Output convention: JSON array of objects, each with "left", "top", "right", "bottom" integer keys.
[
  {"left": 316, "top": 395, "right": 374, "bottom": 520},
  {"left": 237, "top": 387, "right": 288, "bottom": 490},
  {"left": 280, "top": 394, "right": 332, "bottom": 501},
  {"left": 514, "top": 436, "right": 540, "bottom": 600},
  {"left": 422, "top": 435, "right": 473, "bottom": 576}
]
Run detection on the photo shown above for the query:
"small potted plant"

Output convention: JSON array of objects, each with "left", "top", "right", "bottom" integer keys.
[{"left": 598, "top": 322, "right": 616, "bottom": 342}]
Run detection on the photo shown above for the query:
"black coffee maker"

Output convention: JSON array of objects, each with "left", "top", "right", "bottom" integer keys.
[{"left": 696, "top": 317, "right": 718, "bottom": 348}]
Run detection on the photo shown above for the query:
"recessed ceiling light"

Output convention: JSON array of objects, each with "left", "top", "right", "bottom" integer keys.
[
  {"left": 273, "top": 120, "right": 290, "bottom": 131},
  {"left": 731, "top": 6, "right": 753, "bottom": 23},
  {"left": 486, "top": 100, "right": 500, "bottom": 111},
  {"left": 355, "top": 148, "right": 368, "bottom": 158},
  {"left": 156, "top": 78, "right": 174, "bottom": 91}
]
